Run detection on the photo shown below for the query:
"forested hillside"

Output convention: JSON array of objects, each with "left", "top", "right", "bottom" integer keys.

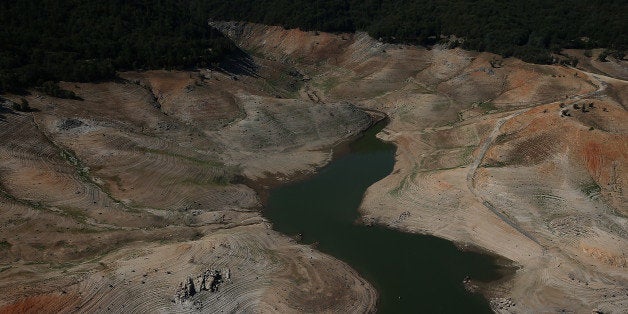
[
  {"left": 1, "top": 0, "right": 625, "bottom": 93},
  {"left": 208, "top": 0, "right": 626, "bottom": 63},
  {"left": 0, "top": 1, "right": 237, "bottom": 93}
]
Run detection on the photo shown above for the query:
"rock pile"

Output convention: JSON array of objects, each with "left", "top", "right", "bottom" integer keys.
[{"left": 174, "top": 269, "right": 230, "bottom": 303}]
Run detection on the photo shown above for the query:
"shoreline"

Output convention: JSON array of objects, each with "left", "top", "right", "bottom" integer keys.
[
  {"left": 246, "top": 107, "right": 516, "bottom": 310},
  {"left": 245, "top": 107, "right": 387, "bottom": 204}
]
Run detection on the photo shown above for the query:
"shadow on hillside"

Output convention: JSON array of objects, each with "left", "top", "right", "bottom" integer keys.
[
  {"left": 0, "top": 97, "right": 40, "bottom": 121},
  {"left": 0, "top": 101, "right": 15, "bottom": 121},
  {"left": 218, "top": 47, "right": 259, "bottom": 77}
]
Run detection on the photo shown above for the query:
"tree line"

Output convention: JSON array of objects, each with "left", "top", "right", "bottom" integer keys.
[
  {"left": 0, "top": 0, "right": 237, "bottom": 94},
  {"left": 206, "top": 0, "right": 626, "bottom": 64},
  {"left": 1, "top": 0, "right": 625, "bottom": 94}
]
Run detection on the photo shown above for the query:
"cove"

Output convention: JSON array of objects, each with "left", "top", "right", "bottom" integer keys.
[{"left": 265, "top": 120, "right": 506, "bottom": 313}]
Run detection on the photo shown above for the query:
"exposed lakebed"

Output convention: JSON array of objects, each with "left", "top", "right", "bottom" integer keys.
[{"left": 265, "top": 120, "right": 509, "bottom": 313}]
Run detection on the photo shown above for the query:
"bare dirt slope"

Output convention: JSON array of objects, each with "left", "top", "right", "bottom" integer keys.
[
  {"left": 215, "top": 22, "right": 627, "bottom": 313},
  {"left": 1, "top": 21, "right": 626, "bottom": 313},
  {"left": 0, "top": 67, "right": 373, "bottom": 312}
]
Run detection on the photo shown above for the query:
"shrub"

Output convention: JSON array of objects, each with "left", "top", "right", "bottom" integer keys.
[
  {"left": 12, "top": 98, "right": 31, "bottom": 112},
  {"left": 37, "top": 81, "right": 81, "bottom": 100},
  {"left": 598, "top": 50, "right": 610, "bottom": 62}
]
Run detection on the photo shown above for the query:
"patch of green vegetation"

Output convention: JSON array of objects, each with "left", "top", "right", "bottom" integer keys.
[
  {"left": 505, "top": 150, "right": 528, "bottom": 165},
  {"left": 0, "top": 240, "right": 12, "bottom": 250},
  {"left": 212, "top": 174, "right": 233, "bottom": 186},
  {"left": 217, "top": 165, "right": 243, "bottom": 185},
  {"left": 60, "top": 149, "right": 91, "bottom": 182},
  {"left": 431, "top": 101, "right": 450, "bottom": 112},
  {"left": 580, "top": 181, "right": 601, "bottom": 198},
  {"left": 495, "top": 132, "right": 516, "bottom": 144},
  {"left": 460, "top": 145, "right": 476, "bottom": 164},
  {"left": 286, "top": 80, "right": 304, "bottom": 96},
  {"left": 455, "top": 111, "right": 464, "bottom": 124},
  {"left": 50, "top": 262, "right": 77, "bottom": 270},
  {"left": 261, "top": 248, "right": 281, "bottom": 264},
  {"left": 261, "top": 73, "right": 302, "bottom": 98},
  {"left": 389, "top": 175, "right": 408, "bottom": 196},
  {"left": 418, "top": 164, "right": 465, "bottom": 173},
  {"left": 190, "top": 230, "right": 204, "bottom": 240},
  {"left": 316, "top": 77, "right": 339, "bottom": 93},
  {"left": 59, "top": 207, "right": 88, "bottom": 223},
  {"left": 409, "top": 163, "right": 420, "bottom": 180},
  {"left": 180, "top": 166, "right": 241, "bottom": 186},
  {"left": 60, "top": 150, "right": 79, "bottom": 166},
  {"left": 11, "top": 98, "right": 32, "bottom": 112},
  {"left": 532, "top": 192, "right": 564, "bottom": 213},
  {"left": 411, "top": 82, "right": 435, "bottom": 94},
  {"left": 598, "top": 49, "right": 625, "bottom": 62},
  {"left": 37, "top": 81, "right": 81, "bottom": 100},
  {"left": 477, "top": 101, "right": 497, "bottom": 113},
  {"left": 78, "top": 167, "right": 91, "bottom": 182},
  {"left": 0, "top": 186, "right": 18, "bottom": 203}
]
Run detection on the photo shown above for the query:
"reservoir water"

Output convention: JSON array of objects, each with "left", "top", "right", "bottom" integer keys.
[{"left": 266, "top": 120, "right": 506, "bottom": 313}]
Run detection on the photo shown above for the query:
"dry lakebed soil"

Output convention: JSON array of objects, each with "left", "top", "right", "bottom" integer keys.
[{"left": 0, "top": 22, "right": 626, "bottom": 313}]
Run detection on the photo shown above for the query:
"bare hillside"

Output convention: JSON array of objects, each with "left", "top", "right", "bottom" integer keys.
[
  {"left": 216, "top": 21, "right": 627, "bottom": 313},
  {"left": 0, "top": 21, "right": 626, "bottom": 313}
]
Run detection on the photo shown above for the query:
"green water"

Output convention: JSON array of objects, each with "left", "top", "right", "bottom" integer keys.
[{"left": 266, "top": 120, "right": 504, "bottom": 313}]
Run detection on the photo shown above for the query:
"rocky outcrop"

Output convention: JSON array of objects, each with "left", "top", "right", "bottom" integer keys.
[{"left": 174, "top": 269, "right": 230, "bottom": 303}]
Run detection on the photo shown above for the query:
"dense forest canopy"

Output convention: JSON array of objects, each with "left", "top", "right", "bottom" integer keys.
[
  {"left": 0, "top": 0, "right": 237, "bottom": 93},
  {"left": 207, "top": 0, "right": 626, "bottom": 63},
  {"left": 1, "top": 0, "right": 626, "bottom": 93}
]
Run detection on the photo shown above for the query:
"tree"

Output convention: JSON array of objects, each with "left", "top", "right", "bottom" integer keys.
[
  {"left": 20, "top": 98, "right": 30, "bottom": 111},
  {"left": 38, "top": 81, "right": 81, "bottom": 100},
  {"left": 12, "top": 98, "right": 30, "bottom": 112}
]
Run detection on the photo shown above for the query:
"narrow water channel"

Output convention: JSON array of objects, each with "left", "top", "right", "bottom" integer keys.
[{"left": 266, "top": 120, "right": 505, "bottom": 313}]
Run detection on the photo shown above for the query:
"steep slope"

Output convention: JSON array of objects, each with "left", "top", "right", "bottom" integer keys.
[
  {"left": 0, "top": 67, "right": 374, "bottom": 312},
  {"left": 214, "top": 21, "right": 627, "bottom": 313}
]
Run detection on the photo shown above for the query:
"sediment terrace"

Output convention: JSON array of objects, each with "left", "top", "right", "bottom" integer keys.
[
  {"left": 0, "top": 21, "right": 626, "bottom": 313},
  {"left": 0, "top": 67, "right": 374, "bottom": 312}
]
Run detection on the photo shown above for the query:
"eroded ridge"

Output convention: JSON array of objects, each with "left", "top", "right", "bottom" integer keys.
[{"left": 0, "top": 66, "right": 374, "bottom": 312}]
